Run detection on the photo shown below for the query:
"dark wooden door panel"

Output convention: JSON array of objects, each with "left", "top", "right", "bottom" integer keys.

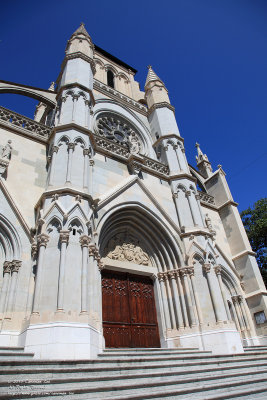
[{"left": 102, "top": 270, "right": 160, "bottom": 348}]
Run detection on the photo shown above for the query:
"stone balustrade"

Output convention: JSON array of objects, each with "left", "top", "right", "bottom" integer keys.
[
  {"left": 197, "top": 190, "right": 215, "bottom": 205},
  {"left": 0, "top": 106, "right": 52, "bottom": 140}
]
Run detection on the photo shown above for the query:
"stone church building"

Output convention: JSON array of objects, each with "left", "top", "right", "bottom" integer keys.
[{"left": 0, "top": 23, "right": 266, "bottom": 360}]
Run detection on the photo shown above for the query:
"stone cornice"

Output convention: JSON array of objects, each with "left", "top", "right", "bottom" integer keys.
[
  {"left": 180, "top": 227, "right": 214, "bottom": 239},
  {"left": 168, "top": 173, "right": 196, "bottom": 183},
  {"left": 34, "top": 187, "right": 98, "bottom": 210},
  {"left": 93, "top": 79, "right": 147, "bottom": 116},
  {"left": 217, "top": 200, "right": 239, "bottom": 211},
  {"left": 245, "top": 289, "right": 267, "bottom": 300},
  {"left": 152, "top": 134, "right": 184, "bottom": 148},
  {"left": 232, "top": 249, "right": 257, "bottom": 261},
  {"left": 147, "top": 102, "right": 175, "bottom": 116}
]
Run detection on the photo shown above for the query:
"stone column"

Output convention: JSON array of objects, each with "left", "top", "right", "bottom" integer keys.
[
  {"left": 79, "top": 235, "right": 91, "bottom": 314},
  {"left": 88, "top": 159, "right": 94, "bottom": 196},
  {"left": 32, "top": 234, "right": 49, "bottom": 314},
  {"left": 25, "top": 243, "right": 38, "bottom": 316},
  {"left": 85, "top": 99, "right": 90, "bottom": 127},
  {"left": 165, "top": 272, "right": 176, "bottom": 329},
  {"left": 188, "top": 267, "right": 203, "bottom": 325},
  {"left": 232, "top": 295, "right": 246, "bottom": 335},
  {"left": 214, "top": 266, "right": 231, "bottom": 320},
  {"left": 203, "top": 264, "right": 223, "bottom": 323},
  {"left": 173, "top": 193, "right": 182, "bottom": 228},
  {"left": 185, "top": 191, "right": 197, "bottom": 226},
  {"left": 238, "top": 296, "right": 250, "bottom": 331},
  {"left": 173, "top": 144, "right": 182, "bottom": 171},
  {"left": 158, "top": 272, "right": 171, "bottom": 330},
  {"left": 195, "top": 193, "right": 205, "bottom": 226},
  {"left": 5, "top": 260, "right": 22, "bottom": 319},
  {"left": 0, "top": 261, "right": 12, "bottom": 316},
  {"left": 66, "top": 142, "right": 75, "bottom": 183},
  {"left": 72, "top": 94, "right": 79, "bottom": 121},
  {"left": 48, "top": 145, "right": 59, "bottom": 186},
  {"left": 168, "top": 270, "right": 184, "bottom": 329},
  {"left": 180, "top": 268, "right": 197, "bottom": 327},
  {"left": 57, "top": 230, "right": 70, "bottom": 312},
  {"left": 83, "top": 148, "right": 91, "bottom": 189},
  {"left": 176, "top": 271, "right": 189, "bottom": 327}
]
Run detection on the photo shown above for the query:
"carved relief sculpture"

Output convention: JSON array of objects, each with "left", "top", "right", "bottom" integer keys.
[{"left": 104, "top": 231, "right": 151, "bottom": 266}]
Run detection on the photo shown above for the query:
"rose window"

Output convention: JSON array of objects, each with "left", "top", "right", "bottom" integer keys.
[{"left": 96, "top": 114, "right": 142, "bottom": 154}]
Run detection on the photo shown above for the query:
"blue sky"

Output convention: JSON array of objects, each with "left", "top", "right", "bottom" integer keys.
[{"left": 0, "top": 0, "right": 266, "bottom": 211}]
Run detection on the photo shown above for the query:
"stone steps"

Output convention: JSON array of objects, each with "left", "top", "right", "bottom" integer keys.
[
  {"left": 0, "top": 347, "right": 34, "bottom": 361},
  {"left": 244, "top": 345, "right": 267, "bottom": 352},
  {"left": 0, "top": 347, "right": 267, "bottom": 399}
]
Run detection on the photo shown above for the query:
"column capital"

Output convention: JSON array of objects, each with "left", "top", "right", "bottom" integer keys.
[
  {"left": 232, "top": 295, "right": 240, "bottom": 304},
  {"left": 79, "top": 234, "right": 91, "bottom": 248},
  {"left": 83, "top": 148, "right": 92, "bottom": 157},
  {"left": 89, "top": 159, "right": 95, "bottom": 166},
  {"left": 37, "top": 233, "right": 49, "bottom": 248},
  {"left": 172, "top": 192, "right": 178, "bottom": 199},
  {"left": 59, "top": 230, "right": 70, "bottom": 244},
  {"left": 195, "top": 194, "right": 201, "bottom": 201},
  {"left": 214, "top": 265, "right": 222, "bottom": 275},
  {"left": 68, "top": 142, "right": 75, "bottom": 151},
  {"left": 157, "top": 272, "right": 166, "bottom": 282},
  {"left": 185, "top": 190, "right": 191, "bottom": 198},
  {"left": 52, "top": 145, "right": 59, "bottom": 154},
  {"left": 179, "top": 267, "right": 188, "bottom": 277},
  {"left": 203, "top": 263, "right": 211, "bottom": 273},
  {"left": 11, "top": 260, "right": 22, "bottom": 273},
  {"left": 168, "top": 270, "right": 177, "bottom": 279},
  {"left": 3, "top": 261, "right": 12, "bottom": 274},
  {"left": 187, "top": 266, "right": 195, "bottom": 277},
  {"left": 89, "top": 244, "right": 97, "bottom": 256}
]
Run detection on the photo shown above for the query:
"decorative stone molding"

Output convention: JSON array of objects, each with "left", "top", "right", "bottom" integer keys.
[
  {"left": 94, "top": 79, "right": 147, "bottom": 116},
  {"left": 197, "top": 191, "right": 215, "bottom": 206},
  {"left": 83, "top": 148, "right": 92, "bottom": 157},
  {"left": 37, "top": 233, "right": 49, "bottom": 248},
  {"left": 67, "top": 142, "right": 76, "bottom": 151},
  {"left": 59, "top": 230, "right": 70, "bottom": 244},
  {"left": 79, "top": 234, "right": 91, "bottom": 247},
  {"left": 0, "top": 106, "right": 52, "bottom": 141},
  {"left": 64, "top": 52, "right": 96, "bottom": 75},
  {"left": 147, "top": 102, "right": 175, "bottom": 116}
]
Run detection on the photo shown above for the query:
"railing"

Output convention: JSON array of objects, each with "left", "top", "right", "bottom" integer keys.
[
  {"left": 197, "top": 190, "right": 215, "bottom": 205},
  {"left": 0, "top": 106, "right": 52, "bottom": 139}
]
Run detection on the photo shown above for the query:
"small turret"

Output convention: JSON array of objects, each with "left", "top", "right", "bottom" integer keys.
[
  {"left": 65, "top": 22, "right": 94, "bottom": 60},
  {"left": 195, "top": 143, "right": 213, "bottom": 178},
  {"left": 145, "top": 66, "right": 170, "bottom": 109}
]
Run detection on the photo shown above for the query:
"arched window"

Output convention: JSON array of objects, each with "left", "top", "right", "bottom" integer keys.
[{"left": 107, "top": 70, "right": 115, "bottom": 88}]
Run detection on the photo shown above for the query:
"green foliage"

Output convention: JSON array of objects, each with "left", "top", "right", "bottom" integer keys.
[{"left": 240, "top": 198, "right": 267, "bottom": 285}]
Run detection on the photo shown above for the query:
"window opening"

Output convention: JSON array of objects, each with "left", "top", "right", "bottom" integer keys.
[{"left": 107, "top": 70, "right": 115, "bottom": 88}]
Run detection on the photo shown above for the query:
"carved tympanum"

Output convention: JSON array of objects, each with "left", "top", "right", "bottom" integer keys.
[{"left": 104, "top": 231, "right": 151, "bottom": 266}]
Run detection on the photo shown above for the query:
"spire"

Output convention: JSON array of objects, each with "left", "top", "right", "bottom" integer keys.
[
  {"left": 71, "top": 22, "right": 91, "bottom": 39},
  {"left": 145, "top": 65, "right": 164, "bottom": 88},
  {"left": 195, "top": 142, "right": 209, "bottom": 164},
  {"left": 195, "top": 143, "right": 212, "bottom": 178}
]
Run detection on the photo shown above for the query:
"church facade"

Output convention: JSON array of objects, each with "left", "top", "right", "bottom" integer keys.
[{"left": 0, "top": 24, "right": 266, "bottom": 360}]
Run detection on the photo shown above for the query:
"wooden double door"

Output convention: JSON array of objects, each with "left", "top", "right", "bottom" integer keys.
[{"left": 102, "top": 270, "right": 160, "bottom": 348}]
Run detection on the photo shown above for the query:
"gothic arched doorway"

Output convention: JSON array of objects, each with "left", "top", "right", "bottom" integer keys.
[{"left": 102, "top": 269, "right": 160, "bottom": 348}]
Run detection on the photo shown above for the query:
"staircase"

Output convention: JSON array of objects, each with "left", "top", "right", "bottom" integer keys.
[{"left": 1, "top": 346, "right": 267, "bottom": 399}]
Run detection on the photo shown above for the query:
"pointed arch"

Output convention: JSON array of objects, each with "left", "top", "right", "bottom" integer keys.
[
  {"left": 97, "top": 203, "right": 185, "bottom": 271},
  {"left": 0, "top": 214, "right": 21, "bottom": 261}
]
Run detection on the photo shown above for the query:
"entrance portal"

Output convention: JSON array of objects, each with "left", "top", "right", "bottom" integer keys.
[{"left": 102, "top": 270, "right": 160, "bottom": 348}]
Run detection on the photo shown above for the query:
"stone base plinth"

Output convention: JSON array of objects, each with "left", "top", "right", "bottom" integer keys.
[{"left": 24, "top": 322, "right": 104, "bottom": 359}]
